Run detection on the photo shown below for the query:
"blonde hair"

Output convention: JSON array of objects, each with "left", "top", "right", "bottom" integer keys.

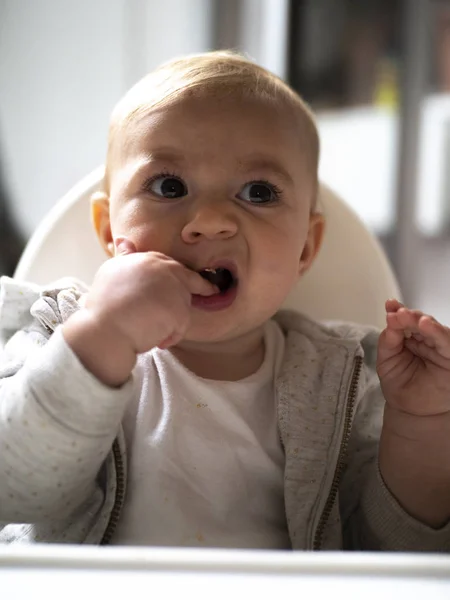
[{"left": 105, "top": 50, "right": 320, "bottom": 199}]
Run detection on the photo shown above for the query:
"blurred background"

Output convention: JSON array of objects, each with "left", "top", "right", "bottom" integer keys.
[{"left": 0, "top": 0, "right": 449, "bottom": 323}]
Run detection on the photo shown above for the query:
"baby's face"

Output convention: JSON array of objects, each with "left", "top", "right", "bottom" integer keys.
[{"left": 100, "top": 94, "right": 323, "bottom": 343}]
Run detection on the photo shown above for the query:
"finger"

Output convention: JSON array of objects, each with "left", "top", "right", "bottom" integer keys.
[
  {"left": 418, "top": 315, "right": 450, "bottom": 358},
  {"left": 398, "top": 308, "right": 424, "bottom": 328},
  {"left": 385, "top": 298, "right": 404, "bottom": 313},
  {"left": 385, "top": 311, "right": 411, "bottom": 333},
  {"left": 114, "top": 237, "right": 137, "bottom": 255},
  {"left": 381, "top": 323, "right": 405, "bottom": 350},
  {"left": 386, "top": 311, "right": 403, "bottom": 329},
  {"left": 386, "top": 307, "right": 423, "bottom": 331},
  {"left": 377, "top": 327, "right": 406, "bottom": 370},
  {"left": 387, "top": 309, "right": 428, "bottom": 344},
  {"left": 403, "top": 337, "right": 450, "bottom": 367},
  {"left": 158, "top": 331, "right": 183, "bottom": 350},
  {"left": 423, "top": 336, "right": 436, "bottom": 348},
  {"left": 181, "top": 269, "right": 219, "bottom": 296},
  {"left": 379, "top": 308, "right": 416, "bottom": 359}
]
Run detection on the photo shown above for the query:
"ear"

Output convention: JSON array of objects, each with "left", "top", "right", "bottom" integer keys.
[
  {"left": 298, "top": 212, "right": 325, "bottom": 276},
  {"left": 91, "top": 191, "right": 114, "bottom": 256}
]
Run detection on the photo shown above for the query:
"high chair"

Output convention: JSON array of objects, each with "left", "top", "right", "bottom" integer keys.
[
  {"left": 14, "top": 166, "right": 401, "bottom": 329},
  {"left": 4, "top": 170, "right": 449, "bottom": 595}
]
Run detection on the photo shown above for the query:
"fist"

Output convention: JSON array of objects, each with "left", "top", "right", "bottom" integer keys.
[
  {"left": 85, "top": 239, "right": 217, "bottom": 353},
  {"left": 63, "top": 239, "right": 217, "bottom": 386},
  {"left": 377, "top": 299, "right": 450, "bottom": 416}
]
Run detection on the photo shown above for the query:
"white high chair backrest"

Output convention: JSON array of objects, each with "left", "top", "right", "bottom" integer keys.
[{"left": 14, "top": 167, "right": 401, "bottom": 329}]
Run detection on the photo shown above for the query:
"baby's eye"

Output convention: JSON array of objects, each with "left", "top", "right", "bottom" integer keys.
[
  {"left": 238, "top": 181, "right": 280, "bottom": 205},
  {"left": 147, "top": 176, "right": 188, "bottom": 199}
]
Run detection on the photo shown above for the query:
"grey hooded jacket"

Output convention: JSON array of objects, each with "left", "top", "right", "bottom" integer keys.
[{"left": 0, "top": 277, "right": 449, "bottom": 550}]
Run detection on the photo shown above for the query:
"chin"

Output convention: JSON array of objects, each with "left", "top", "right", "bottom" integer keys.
[
  {"left": 185, "top": 316, "right": 266, "bottom": 346},
  {"left": 183, "top": 328, "right": 236, "bottom": 345}
]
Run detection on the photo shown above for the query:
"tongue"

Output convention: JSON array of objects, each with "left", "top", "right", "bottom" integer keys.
[{"left": 199, "top": 268, "right": 233, "bottom": 293}]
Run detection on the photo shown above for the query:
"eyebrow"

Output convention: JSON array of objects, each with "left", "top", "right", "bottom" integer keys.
[
  {"left": 124, "top": 150, "right": 186, "bottom": 186},
  {"left": 130, "top": 150, "right": 294, "bottom": 186},
  {"left": 237, "top": 157, "right": 294, "bottom": 187},
  {"left": 143, "top": 148, "right": 187, "bottom": 165}
]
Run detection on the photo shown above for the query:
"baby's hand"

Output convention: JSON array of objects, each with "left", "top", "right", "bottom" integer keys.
[
  {"left": 377, "top": 300, "right": 450, "bottom": 527},
  {"left": 63, "top": 239, "right": 217, "bottom": 386},
  {"left": 377, "top": 299, "right": 450, "bottom": 416}
]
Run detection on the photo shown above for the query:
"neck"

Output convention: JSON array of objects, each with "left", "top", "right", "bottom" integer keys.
[{"left": 171, "top": 327, "right": 265, "bottom": 381}]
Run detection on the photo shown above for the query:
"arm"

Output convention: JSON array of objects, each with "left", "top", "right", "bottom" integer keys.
[
  {"left": 0, "top": 248, "right": 216, "bottom": 525},
  {"left": 376, "top": 300, "right": 450, "bottom": 529},
  {"left": 341, "top": 329, "right": 450, "bottom": 551},
  {"left": 0, "top": 277, "right": 136, "bottom": 524},
  {"left": 379, "top": 407, "right": 450, "bottom": 529}
]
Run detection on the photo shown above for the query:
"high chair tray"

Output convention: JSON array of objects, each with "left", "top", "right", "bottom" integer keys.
[{"left": 1, "top": 546, "right": 449, "bottom": 599}]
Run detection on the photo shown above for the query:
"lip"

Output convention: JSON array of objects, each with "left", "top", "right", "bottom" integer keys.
[
  {"left": 191, "top": 258, "right": 239, "bottom": 312},
  {"left": 192, "top": 282, "right": 238, "bottom": 311}
]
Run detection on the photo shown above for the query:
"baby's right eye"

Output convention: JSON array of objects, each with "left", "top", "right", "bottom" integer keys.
[{"left": 146, "top": 175, "right": 188, "bottom": 199}]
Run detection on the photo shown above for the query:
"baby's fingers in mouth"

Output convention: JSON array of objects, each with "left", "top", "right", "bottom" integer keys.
[
  {"left": 198, "top": 268, "right": 236, "bottom": 294},
  {"left": 188, "top": 271, "right": 220, "bottom": 296}
]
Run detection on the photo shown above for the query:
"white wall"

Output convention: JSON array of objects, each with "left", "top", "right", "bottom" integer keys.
[
  {"left": 233, "top": 0, "right": 289, "bottom": 79},
  {"left": 0, "top": 0, "right": 211, "bottom": 235},
  {"left": 317, "top": 96, "right": 450, "bottom": 236}
]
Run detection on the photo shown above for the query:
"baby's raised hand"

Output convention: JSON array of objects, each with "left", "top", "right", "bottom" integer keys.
[
  {"left": 377, "top": 300, "right": 450, "bottom": 527},
  {"left": 63, "top": 239, "right": 217, "bottom": 386},
  {"left": 377, "top": 299, "right": 450, "bottom": 416}
]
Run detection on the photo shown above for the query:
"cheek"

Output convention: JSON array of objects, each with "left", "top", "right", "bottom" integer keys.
[
  {"left": 253, "top": 219, "right": 306, "bottom": 275},
  {"left": 110, "top": 200, "right": 178, "bottom": 253}
]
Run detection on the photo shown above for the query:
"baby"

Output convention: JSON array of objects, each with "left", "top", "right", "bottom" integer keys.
[{"left": 1, "top": 51, "right": 450, "bottom": 550}]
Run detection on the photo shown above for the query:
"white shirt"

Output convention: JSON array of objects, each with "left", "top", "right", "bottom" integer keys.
[{"left": 112, "top": 319, "right": 289, "bottom": 548}]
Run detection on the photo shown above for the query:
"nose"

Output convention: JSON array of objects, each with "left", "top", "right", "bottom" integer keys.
[{"left": 181, "top": 199, "right": 238, "bottom": 243}]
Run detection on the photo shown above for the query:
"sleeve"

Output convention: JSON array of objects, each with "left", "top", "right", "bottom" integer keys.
[
  {"left": 0, "top": 277, "right": 136, "bottom": 524},
  {"left": 340, "top": 329, "right": 450, "bottom": 551}
]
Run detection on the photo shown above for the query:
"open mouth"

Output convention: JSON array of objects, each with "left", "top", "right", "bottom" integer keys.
[{"left": 198, "top": 267, "right": 236, "bottom": 294}]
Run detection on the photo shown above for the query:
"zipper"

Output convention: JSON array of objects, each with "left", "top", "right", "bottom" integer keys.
[
  {"left": 312, "top": 355, "right": 363, "bottom": 550},
  {"left": 100, "top": 438, "right": 126, "bottom": 545}
]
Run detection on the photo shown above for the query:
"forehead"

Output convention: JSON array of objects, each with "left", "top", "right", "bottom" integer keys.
[{"left": 118, "top": 94, "right": 310, "bottom": 170}]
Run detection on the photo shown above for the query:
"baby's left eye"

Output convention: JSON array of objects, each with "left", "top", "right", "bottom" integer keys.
[{"left": 238, "top": 181, "right": 280, "bottom": 204}]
